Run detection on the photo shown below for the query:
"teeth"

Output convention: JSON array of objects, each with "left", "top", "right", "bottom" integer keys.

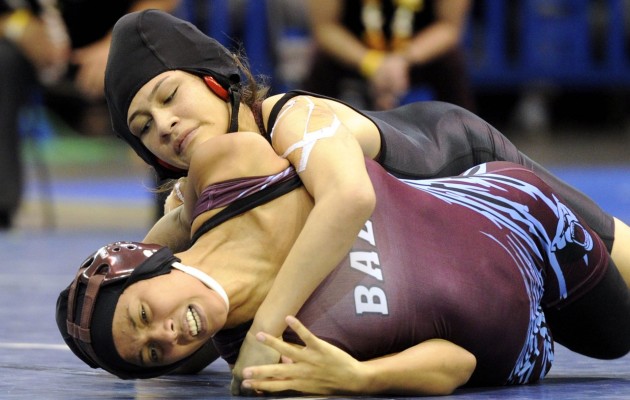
[{"left": 186, "top": 307, "right": 201, "bottom": 336}]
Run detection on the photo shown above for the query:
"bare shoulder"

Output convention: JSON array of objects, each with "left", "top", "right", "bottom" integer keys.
[
  {"left": 261, "top": 93, "right": 340, "bottom": 122},
  {"left": 189, "top": 132, "right": 289, "bottom": 184}
]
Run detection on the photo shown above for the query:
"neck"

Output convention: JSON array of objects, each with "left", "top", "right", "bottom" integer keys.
[
  {"left": 171, "top": 262, "right": 230, "bottom": 312},
  {"left": 237, "top": 104, "right": 262, "bottom": 133}
]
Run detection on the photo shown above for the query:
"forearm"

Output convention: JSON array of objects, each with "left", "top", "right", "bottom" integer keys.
[
  {"left": 1, "top": 8, "right": 32, "bottom": 42},
  {"left": 314, "top": 24, "right": 372, "bottom": 71},
  {"left": 251, "top": 185, "right": 374, "bottom": 335},
  {"left": 253, "top": 95, "right": 376, "bottom": 337},
  {"left": 242, "top": 318, "right": 476, "bottom": 396},
  {"left": 359, "top": 339, "right": 476, "bottom": 396},
  {"left": 402, "top": 22, "right": 463, "bottom": 65},
  {"left": 403, "top": 0, "right": 470, "bottom": 65},
  {"left": 307, "top": 0, "right": 369, "bottom": 70}
]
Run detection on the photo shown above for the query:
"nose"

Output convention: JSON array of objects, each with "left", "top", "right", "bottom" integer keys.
[
  {"left": 149, "top": 319, "right": 178, "bottom": 346},
  {"left": 153, "top": 110, "right": 178, "bottom": 139}
]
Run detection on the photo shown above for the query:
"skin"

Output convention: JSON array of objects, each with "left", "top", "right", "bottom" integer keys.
[
  {"left": 110, "top": 127, "right": 476, "bottom": 395},
  {"left": 0, "top": 9, "right": 69, "bottom": 73},
  {"left": 1, "top": 1, "right": 179, "bottom": 96},
  {"left": 307, "top": 0, "right": 472, "bottom": 109},
  {"left": 112, "top": 269, "right": 227, "bottom": 367},
  {"left": 242, "top": 316, "right": 475, "bottom": 396},
  {"left": 125, "top": 70, "right": 630, "bottom": 394}
]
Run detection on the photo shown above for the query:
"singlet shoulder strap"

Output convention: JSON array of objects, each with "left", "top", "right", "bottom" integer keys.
[
  {"left": 190, "top": 174, "right": 303, "bottom": 245},
  {"left": 267, "top": 90, "right": 321, "bottom": 133}
]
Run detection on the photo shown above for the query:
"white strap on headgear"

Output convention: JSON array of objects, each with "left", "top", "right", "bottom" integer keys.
[{"left": 171, "top": 262, "right": 230, "bottom": 311}]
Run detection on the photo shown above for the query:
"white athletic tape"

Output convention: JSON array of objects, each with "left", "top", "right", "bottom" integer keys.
[{"left": 274, "top": 98, "right": 341, "bottom": 172}]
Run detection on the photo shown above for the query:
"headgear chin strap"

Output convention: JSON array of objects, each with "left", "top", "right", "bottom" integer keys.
[
  {"left": 228, "top": 84, "right": 241, "bottom": 133},
  {"left": 56, "top": 242, "right": 189, "bottom": 379},
  {"left": 203, "top": 75, "right": 240, "bottom": 134}
]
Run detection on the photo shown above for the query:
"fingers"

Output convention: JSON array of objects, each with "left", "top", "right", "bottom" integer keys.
[
  {"left": 253, "top": 316, "right": 321, "bottom": 358},
  {"left": 242, "top": 377, "right": 301, "bottom": 394},
  {"left": 238, "top": 316, "right": 324, "bottom": 395},
  {"left": 285, "top": 315, "right": 321, "bottom": 348},
  {"left": 252, "top": 331, "right": 298, "bottom": 361}
]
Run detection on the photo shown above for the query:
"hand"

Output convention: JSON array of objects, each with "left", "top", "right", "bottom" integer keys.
[
  {"left": 231, "top": 330, "right": 282, "bottom": 395},
  {"left": 372, "top": 88, "right": 402, "bottom": 110},
  {"left": 370, "top": 53, "right": 410, "bottom": 109},
  {"left": 240, "top": 316, "right": 366, "bottom": 395}
]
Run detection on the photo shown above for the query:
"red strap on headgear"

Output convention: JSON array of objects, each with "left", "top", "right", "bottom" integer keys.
[{"left": 203, "top": 76, "right": 230, "bottom": 101}]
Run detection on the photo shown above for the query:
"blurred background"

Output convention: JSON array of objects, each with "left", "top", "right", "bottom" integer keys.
[{"left": 6, "top": 0, "right": 630, "bottom": 233}]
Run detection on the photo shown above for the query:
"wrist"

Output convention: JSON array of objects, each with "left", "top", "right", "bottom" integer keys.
[
  {"left": 3, "top": 9, "right": 32, "bottom": 42},
  {"left": 359, "top": 50, "right": 385, "bottom": 78},
  {"left": 349, "top": 361, "right": 375, "bottom": 394}
]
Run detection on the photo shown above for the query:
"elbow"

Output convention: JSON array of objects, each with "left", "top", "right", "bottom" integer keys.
[
  {"left": 443, "top": 349, "right": 477, "bottom": 395},
  {"left": 343, "top": 184, "right": 376, "bottom": 221},
  {"left": 426, "top": 351, "right": 476, "bottom": 396}
]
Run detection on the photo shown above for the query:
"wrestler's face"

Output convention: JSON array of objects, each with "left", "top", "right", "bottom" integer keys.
[
  {"left": 127, "top": 70, "right": 230, "bottom": 169},
  {"left": 112, "top": 269, "right": 228, "bottom": 367}
]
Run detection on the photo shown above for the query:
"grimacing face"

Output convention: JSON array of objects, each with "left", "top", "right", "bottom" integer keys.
[
  {"left": 111, "top": 269, "right": 228, "bottom": 367},
  {"left": 127, "top": 70, "right": 231, "bottom": 170}
]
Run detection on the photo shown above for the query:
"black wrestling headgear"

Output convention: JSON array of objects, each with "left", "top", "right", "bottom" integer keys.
[
  {"left": 55, "top": 242, "right": 186, "bottom": 379},
  {"left": 104, "top": 10, "right": 242, "bottom": 179}
]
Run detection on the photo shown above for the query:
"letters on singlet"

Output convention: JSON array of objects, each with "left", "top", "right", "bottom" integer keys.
[{"left": 351, "top": 220, "right": 389, "bottom": 315}]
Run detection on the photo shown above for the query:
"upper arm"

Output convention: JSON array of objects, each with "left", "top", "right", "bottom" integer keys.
[
  {"left": 270, "top": 95, "right": 372, "bottom": 201},
  {"left": 435, "top": 0, "right": 471, "bottom": 32},
  {"left": 306, "top": 0, "right": 341, "bottom": 31}
]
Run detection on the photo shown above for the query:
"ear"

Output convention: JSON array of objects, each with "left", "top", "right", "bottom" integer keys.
[{"left": 203, "top": 76, "right": 230, "bottom": 101}]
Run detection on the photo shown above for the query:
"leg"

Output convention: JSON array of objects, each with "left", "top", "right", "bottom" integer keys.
[
  {"left": 612, "top": 217, "right": 630, "bottom": 287},
  {"left": 544, "top": 259, "right": 630, "bottom": 359}
]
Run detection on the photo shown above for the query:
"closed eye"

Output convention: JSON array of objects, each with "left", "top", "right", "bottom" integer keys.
[
  {"left": 139, "top": 119, "right": 153, "bottom": 136},
  {"left": 164, "top": 88, "right": 177, "bottom": 104}
]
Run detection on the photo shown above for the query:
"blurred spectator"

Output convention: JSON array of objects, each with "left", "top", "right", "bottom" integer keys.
[
  {"left": 0, "top": 0, "right": 180, "bottom": 230},
  {"left": 302, "top": 0, "right": 476, "bottom": 111}
]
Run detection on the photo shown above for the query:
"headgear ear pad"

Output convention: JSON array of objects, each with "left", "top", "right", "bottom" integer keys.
[{"left": 204, "top": 76, "right": 230, "bottom": 101}]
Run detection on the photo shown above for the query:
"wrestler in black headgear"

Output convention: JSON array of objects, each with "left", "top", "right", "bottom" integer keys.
[
  {"left": 104, "top": 10, "right": 242, "bottom": 179},
  {"left": 55, "top": 242, "right": 189, "bottom": 379}
]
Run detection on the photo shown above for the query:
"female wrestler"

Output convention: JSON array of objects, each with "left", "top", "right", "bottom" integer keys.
[
  {"left": 56, "top": 137, "right": 630, "bottom": 395},
  {"left": 103, "top": 10, "right": 630, "bottom": 387}
]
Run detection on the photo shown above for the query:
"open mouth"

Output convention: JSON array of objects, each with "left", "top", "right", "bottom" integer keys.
[{"left": 186, "top": 306, "right": 201, "bottom": 336}]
